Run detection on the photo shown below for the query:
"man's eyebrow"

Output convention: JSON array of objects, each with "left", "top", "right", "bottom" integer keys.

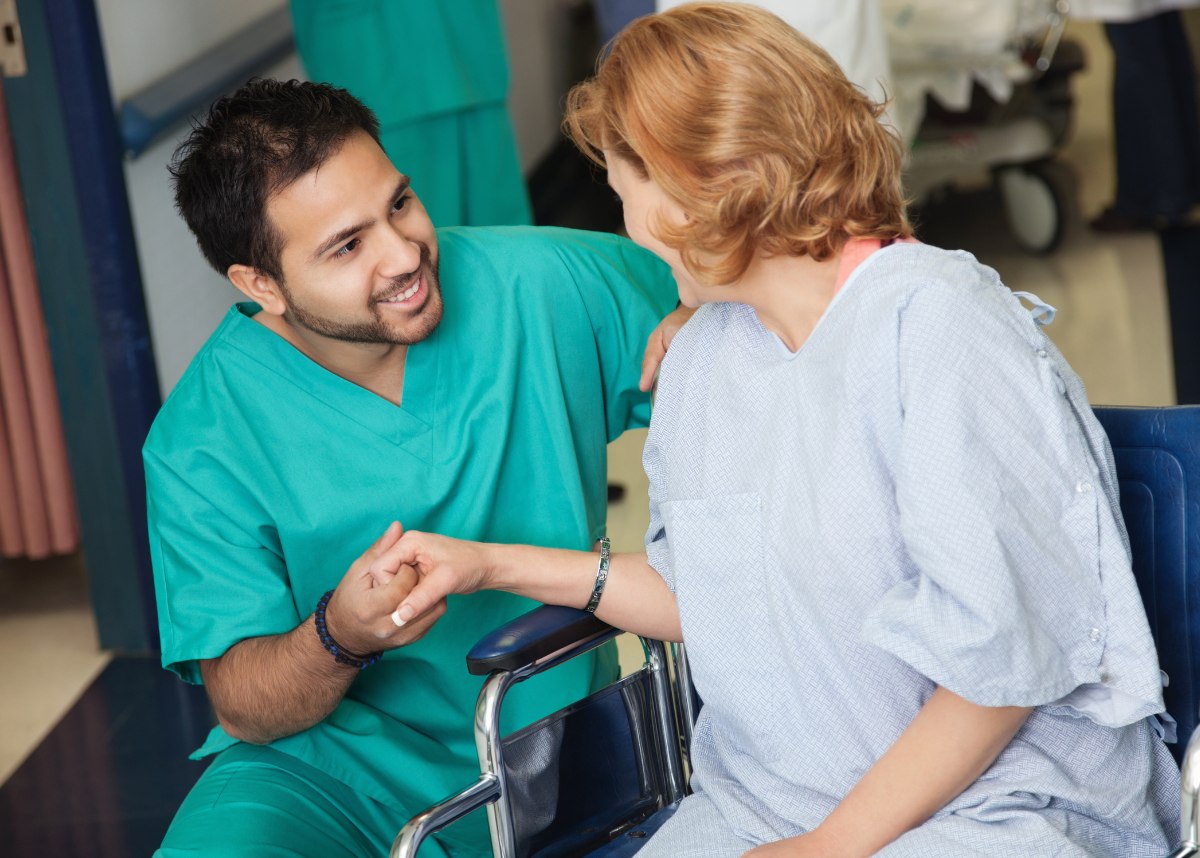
[{"left": 309, "top": 176, "right": 412, "bottom": 263}]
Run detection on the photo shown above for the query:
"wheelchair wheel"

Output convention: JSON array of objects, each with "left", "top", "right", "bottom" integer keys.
[{"left": 996, "top": 161, "right": 1067, "bottom": 255}]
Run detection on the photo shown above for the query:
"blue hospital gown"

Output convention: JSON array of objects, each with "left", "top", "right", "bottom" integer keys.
[{"left": 641, "top": 243, "right": 1179, "bottom": 856}]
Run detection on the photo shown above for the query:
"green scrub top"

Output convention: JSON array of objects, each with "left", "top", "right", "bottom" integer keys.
[{"left": 144, "top": 227, "right": 676, "bottom": 849}]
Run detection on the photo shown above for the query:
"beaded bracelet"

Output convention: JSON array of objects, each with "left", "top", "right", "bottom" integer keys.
[
  {"left": 314, "top": 590, "right": 382, "bottom": 669},
  {"left": 584, "top": 536, "right": 612, "bottom": 614}
]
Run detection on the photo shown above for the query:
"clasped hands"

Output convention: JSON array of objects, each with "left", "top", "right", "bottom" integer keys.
[
  {"left": 320, "top": 522, "right": 498, "bottom": 658},
  {"left": 368, "top": 526, "right": 495, "bottom": 627},
  {"left": 319, "top": 522, "right": 451, "bottom": 657}
]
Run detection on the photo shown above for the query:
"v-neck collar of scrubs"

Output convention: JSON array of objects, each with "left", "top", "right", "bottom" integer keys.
[{"left": 220, "top": 303, "right": 439, "bottom": 455}]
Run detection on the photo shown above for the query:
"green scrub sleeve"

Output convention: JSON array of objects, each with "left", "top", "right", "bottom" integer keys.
[
  {"left": 145, "top": 449, "right": 301, "bottom": 684},
  {"left": 549, "top": 230, "right": 678, "bottom": 440}
]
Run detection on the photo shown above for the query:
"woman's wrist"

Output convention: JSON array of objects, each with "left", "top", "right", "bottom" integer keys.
[
  {"left": 485, "top": 542, "right": 603, "bottom": 610},
  {"left": 483, "top": 541, "right": 519, "bottom": 592}
]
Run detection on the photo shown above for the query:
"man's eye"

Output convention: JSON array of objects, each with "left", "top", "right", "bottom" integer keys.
[
  {"left": 334, "top": 238, "right": 360, "bottom": 258},
  {"left": 392, "top": 193, "right": 409, "bottom": 213}
]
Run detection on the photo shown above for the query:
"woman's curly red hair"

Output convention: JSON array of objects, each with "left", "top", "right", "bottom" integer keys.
[{"left": 564, "top": 2, "right": 912, "bottom": 285}]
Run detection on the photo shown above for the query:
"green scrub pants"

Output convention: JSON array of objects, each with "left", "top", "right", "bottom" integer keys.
[
  {"left": 384, "top": 103, "right": 532, "bottom": 229},
  {"left": 155, "top": 743, "right": 473, "bottom": 857}
]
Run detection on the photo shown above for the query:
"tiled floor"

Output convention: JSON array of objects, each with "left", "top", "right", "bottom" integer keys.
[
  {"left": 0, "top": 553, "right": 109, "bottom": 786},
  {"left": 0, "top": 17, "right": 1191, "bottom": 854},
  {"left": 0, "top": 657, "right": 213, "bottom": 857}
]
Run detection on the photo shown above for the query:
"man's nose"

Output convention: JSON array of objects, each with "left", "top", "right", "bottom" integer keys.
[{"left": 379, "top": 228, "right": 422, "bottom": 280}]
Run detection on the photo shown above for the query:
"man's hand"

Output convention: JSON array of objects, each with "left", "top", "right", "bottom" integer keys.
[
  {"left": 640, "top": 304, "right": 697, "bottom": 391},
  {"left": 325, "top": 521, "right": 446, "bottom": 653},
  {"left": 369, "top": 530, "right": 493, "bottom": 627}
]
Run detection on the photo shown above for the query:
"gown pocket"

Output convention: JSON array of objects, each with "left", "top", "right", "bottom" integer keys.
[{"left": 659, "top": 492, "right": 785, "bottom": 746}]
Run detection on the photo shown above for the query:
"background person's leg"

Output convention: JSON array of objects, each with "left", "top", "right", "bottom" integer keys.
[
  {"left": 380, "top": 106, "right": 533, "bottom": 229},
  {"left": 380, "top": 113, "right": 468, "bottom": 230},
  {"left": 1159, "top": 10, "right": 1200, "bottom": 211},
  {"left": 1099, "top": 11, "right": 1200, "bottom": 225},
  {"left": 154, "top": 743, "right": 446, "bottom": 858},
  {"left": 460, "top": 103, "right": 535, "bottom": 228}
]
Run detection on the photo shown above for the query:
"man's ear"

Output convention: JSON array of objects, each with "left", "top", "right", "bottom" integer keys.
[{"left": 227, "top": 264, "right": 287, "bottom": 316}]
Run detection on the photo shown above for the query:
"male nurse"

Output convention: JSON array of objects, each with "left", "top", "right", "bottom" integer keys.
[{"left": 147, "top": 78, "right": 680, "bottom": 857}]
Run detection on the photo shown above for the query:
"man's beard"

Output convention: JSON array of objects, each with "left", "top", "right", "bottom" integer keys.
[{"left": 281, "top": 244, "right": 444, "bottom": 345}]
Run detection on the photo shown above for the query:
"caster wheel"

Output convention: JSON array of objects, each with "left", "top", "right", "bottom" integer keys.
[{"left": 996, "top": 162, "right": 1068, "bottom": 254}]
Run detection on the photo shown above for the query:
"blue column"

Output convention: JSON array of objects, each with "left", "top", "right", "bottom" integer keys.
[{"left": 4, "top": 0, "right": 161, "bottom": 652}]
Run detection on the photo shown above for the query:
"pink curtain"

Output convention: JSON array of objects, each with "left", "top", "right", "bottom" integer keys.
[{"left": 0, "top": 80, "right": 80, "bottom": 559}]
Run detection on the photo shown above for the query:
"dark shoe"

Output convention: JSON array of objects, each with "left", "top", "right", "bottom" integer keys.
[
  {"left": 1089, "top": 207, "right": 1159, "bottom": 232},
  {"left": 1089, "top": 205, "right": 1200, "bottom": 232}
]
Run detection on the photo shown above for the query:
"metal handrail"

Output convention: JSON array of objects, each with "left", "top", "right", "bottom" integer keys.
[{"left": 116, "top": 7, "right": 294, "bottom": 158}]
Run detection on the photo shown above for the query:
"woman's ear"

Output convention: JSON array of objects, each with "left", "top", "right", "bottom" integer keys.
[{"left": 227, "top": 264, "right": 287, "bottom": 316}]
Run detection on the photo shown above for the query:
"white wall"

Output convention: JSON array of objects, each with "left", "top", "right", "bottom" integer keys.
[
  {"left": 112, "top": 45, "right": 302, "bottom": 398},
  {"left": 500, "top": 0, "right": 578, "bottom": 172},
  {"left": 95, "top": 0, "right": 295, "bottom": 396},
  {"left": 95, "top": 1, "right": 571, "bottom": 396},
  {"left": 97, "top": 0, "right": 288, "bottom": 103}
]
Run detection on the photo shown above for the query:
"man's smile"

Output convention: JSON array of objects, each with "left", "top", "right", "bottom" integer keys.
[{"left": 376, "top": 274, "right": 424, "bottom": 306}]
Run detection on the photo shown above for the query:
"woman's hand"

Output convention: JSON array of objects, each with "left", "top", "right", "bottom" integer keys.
[
  {"left": 369, "top": 530, "right": 495, "bottom": 626},
  {"left": 640, "top": 304, "right": 697, "bottom": 391}
]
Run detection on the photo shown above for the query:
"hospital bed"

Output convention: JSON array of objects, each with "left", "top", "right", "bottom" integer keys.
[
  {"left": 391, "top": 405, "right": 1200, "bottom": 857},
  {"left": 884, "top": 0, "right": 1083, "bottom": 254}
]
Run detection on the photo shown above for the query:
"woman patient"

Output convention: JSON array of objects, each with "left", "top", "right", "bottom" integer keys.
[{"left": 376, "top": 3, "right": 1179, "bottom": 855}]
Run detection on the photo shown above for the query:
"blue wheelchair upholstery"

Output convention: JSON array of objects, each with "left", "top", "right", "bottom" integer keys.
[{"left": 1093, "top": 406, "right": 1200, "bottom": 762}]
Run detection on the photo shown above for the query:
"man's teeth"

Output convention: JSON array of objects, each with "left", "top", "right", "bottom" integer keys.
[{"left": 382, "top": 281, "right": 420, "bottom": 303}]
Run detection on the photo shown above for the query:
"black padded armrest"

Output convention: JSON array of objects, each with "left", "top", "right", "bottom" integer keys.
[{"left": 466, "top": 605, "right": 612, "bottom": 676}]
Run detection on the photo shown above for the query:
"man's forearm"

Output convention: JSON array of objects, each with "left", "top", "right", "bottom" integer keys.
[
  {"left": 196, "top": 523, "right": 445, "bottom": 745},
  {"left": 200, "top": 616, "right": 359, "bottom": 745}
]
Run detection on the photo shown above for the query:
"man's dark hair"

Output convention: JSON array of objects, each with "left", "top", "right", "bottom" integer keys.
[{"left": 169, "top": 78, "right": 382, "bottom": 281}]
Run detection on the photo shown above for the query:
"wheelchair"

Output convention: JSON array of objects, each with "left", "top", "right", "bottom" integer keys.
[{"left": 392, "top": 405, "right": 1200, "bottom": 858}]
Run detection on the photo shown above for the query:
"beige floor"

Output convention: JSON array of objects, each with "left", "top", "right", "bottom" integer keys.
[
  {"left": 0, "top": 552, "right": 108, "bottom": 784},
  {"left": 0, "top": 20, "right": 1179, "bottom": 786}
]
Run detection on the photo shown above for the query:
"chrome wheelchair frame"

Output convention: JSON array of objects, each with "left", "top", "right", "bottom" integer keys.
[
  {"left": 1173, "top": 731, "right": 1200, "bottom": 857},
  {"left": 391, "top": 608, "right": 690, "bottom": 858}
]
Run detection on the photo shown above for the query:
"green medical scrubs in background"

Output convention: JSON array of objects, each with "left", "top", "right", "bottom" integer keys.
[
  {"left": 146, "top": 227, "right": 676, "bottom": 856},
  {"left": 289, "top": 0, "right": 533, "bottom": 227}
]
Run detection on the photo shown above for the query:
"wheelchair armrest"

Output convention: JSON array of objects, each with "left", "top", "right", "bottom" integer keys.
[{"left": 466, "top": 604, "right": 612, "bottom": 676}]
